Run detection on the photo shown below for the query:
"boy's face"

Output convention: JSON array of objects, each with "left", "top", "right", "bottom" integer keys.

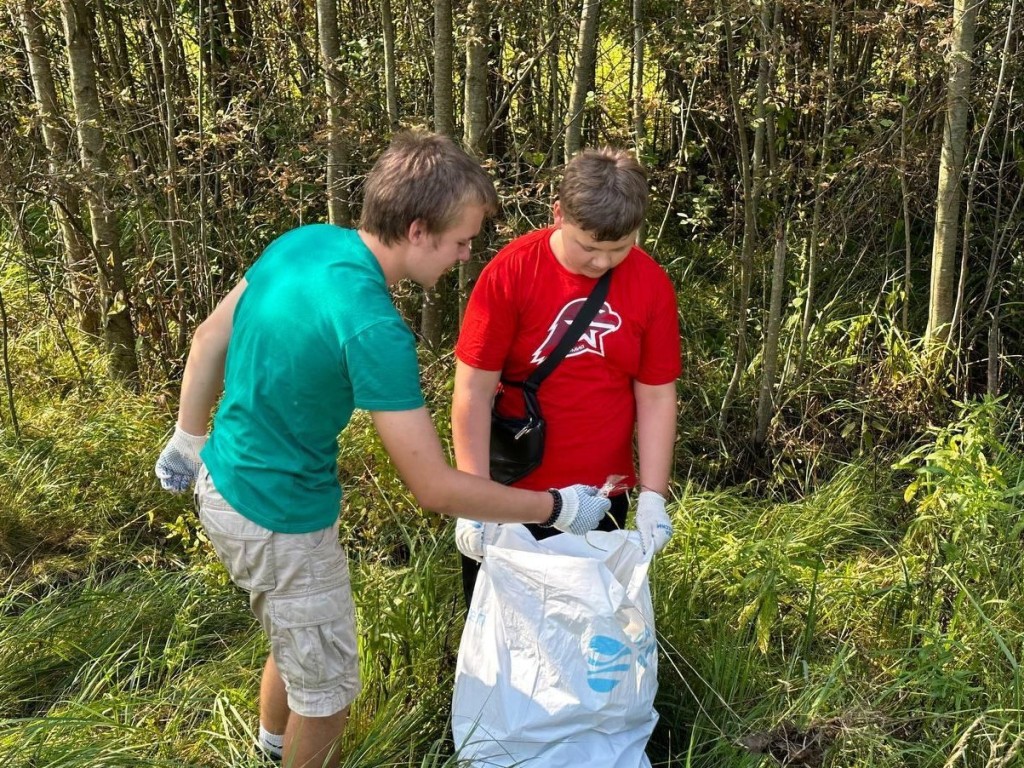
[
  {"left": 407, "top": 203, "right": 486, "bottom": 288},
  {"left": 552, "top": 201, "right": 636, "bottom": 278}
]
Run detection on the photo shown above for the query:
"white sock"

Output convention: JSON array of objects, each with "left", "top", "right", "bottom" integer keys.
[{"left": 258, "top": 723, "right": 284, "bottom": 759}]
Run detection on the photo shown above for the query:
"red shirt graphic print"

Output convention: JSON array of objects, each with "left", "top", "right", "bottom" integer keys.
[{"left": 531, "top": 300, "right": 623, "bottom": 364}]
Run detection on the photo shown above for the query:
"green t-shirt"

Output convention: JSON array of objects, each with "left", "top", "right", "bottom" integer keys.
[{"left": 201, "top": 224, "right": 425, "bottom": 533}]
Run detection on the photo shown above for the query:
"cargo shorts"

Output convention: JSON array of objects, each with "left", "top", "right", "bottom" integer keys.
[{"left": 195, "top": 466, "right": 360, "bottom": 717}]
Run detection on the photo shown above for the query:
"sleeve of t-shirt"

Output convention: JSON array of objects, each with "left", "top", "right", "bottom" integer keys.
[
  {"left": 636, "top": 268, "right": 683, "bottom": 385},
  {"left": 344, "top": 319, "right": 426, "bottom": 411},
  {"left": 455, "top": 258, "right": 518, "bottom": 372}
]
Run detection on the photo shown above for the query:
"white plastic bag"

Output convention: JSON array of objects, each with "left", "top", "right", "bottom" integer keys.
[{"left": 452, "top": 525, "right": 659, "bottom": 768}]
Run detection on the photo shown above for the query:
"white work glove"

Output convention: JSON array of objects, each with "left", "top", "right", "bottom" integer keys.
[
  {"left": 155, "top": 425, "right": 207, "bottom": 493},
  {"left": 454, "top": 518, "right": 497, "bottom": 562},
  {"left": 549, "top": 484, "right": 611, "bottom": 535},
  {"left": 636, "top": 490, "right": 673, "bottom": 555}
]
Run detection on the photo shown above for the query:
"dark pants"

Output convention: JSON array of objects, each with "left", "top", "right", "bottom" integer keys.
[{"left": 460, "top": 493, "right": 629, "bottom": 609}]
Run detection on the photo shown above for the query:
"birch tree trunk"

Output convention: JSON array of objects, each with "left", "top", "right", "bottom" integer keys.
[
  {"left": 317, "top": 0, "right": 351, "bottom": 226},
  {"left": 61, "top": 0, "right": 139, "bottom": 385},
  {"left": 381, "top": 0, "right": 400, "bottom": 131},
  {"left": 564, "top": 0, "right": 601, "bottom": 159},
  {"left": 20, "top": 0, "right": 99, "bottom": 337},
  {"left": 926, "top": 0, "right": 979, "bottom": 348}
]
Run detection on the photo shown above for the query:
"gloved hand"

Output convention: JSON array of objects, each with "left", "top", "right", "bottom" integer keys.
[
  {"left": 155, "top": 425, "right": 207, "bottom": 492},
  {"left": 454, "top": 518, "right": 497, "bottom": 562},
  {"left": 636, "top": 490, "right": 673, "bottom": 555},
  {"left": 549, "top": 485, "right": 611, "bottom": 535}
]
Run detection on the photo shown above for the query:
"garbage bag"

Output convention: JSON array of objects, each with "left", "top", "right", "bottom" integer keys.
[{"left": 452, "top": 525, "right": 659, "bottom": 768}]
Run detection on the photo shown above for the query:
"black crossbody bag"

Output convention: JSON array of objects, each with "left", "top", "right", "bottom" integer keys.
[{"left": 489, "top": 270, "right": 613, "bottom": 485}]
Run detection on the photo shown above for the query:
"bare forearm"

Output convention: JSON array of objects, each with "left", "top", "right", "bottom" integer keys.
[
  {"left": 452, "top": 362, "right": 500, "bottom": 478},
  {"left": 374, "top": 407, "right": 552, "bottom": 524},
  {"left": 177, "top": 334, "right": 225, "bottom": 435},
  {"left": 428, "top": 468, "right": 553, "bottom": 523},
  {"left": 635, "top": 382, "right": 677, "bottom": 496},
  {"left": 174, "top": 280, "right": 245, "bottom": 435}
]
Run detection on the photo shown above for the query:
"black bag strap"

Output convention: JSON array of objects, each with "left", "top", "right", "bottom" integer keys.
[{"left": 502, "top": 269, "right": 612, "bottom": 395}]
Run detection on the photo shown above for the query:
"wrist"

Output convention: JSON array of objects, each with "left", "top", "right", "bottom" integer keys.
[
  {"left": 639, "top": 485, "right": 666, "bottom": 499},
  {"left": 540, "top": 489, "right": 561, "bottom": 527},
  {"left": 173, "top": 424, "right": 207, "bottom": 461}
]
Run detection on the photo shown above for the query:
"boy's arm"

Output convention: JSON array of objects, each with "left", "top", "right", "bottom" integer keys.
[
  {"left": 452, "top": 361, "right": 502, "bottom": 478},
  {"left": 155, "top": 279, "right": 246, "bottom": 492},
  {"left": 634, "top": 380, "right": 677, "bottom": 496},
  {"left": 371, "top": 407, "right": 609, "bottom": 532}
]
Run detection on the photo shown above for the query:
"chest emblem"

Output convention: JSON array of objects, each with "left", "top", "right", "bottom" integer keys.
[{"left": 531, "top": 299, "right": 623, "bottom": 364}]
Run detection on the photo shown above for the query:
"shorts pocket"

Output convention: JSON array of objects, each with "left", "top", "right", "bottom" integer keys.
[
  {"left": 199, "top": 505, "right": 276, "bottom": 593},
  {"left": 270, "top": 586, "right": 358, "bottom": 692}
]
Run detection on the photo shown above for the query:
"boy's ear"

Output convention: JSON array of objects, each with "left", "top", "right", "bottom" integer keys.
[
  {"left": 551, "top": 200, "right": 564, "bottom": 228},
  {"left": 406, "top": 218, "right": 427, "bottom": 244}
]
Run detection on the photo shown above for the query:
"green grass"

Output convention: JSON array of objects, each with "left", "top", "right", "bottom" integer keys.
[{"left": 2, "top": 267, "right": 1022, "bottom": 766}]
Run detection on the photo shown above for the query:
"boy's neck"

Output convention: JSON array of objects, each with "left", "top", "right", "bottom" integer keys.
[{"left": 357, "top": 229, "right": 406, "bottom": 286}]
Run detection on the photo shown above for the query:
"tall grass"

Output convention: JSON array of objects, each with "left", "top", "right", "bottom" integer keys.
[{"left": 2, "top": 264, "right": 1022, "bottom": 766}]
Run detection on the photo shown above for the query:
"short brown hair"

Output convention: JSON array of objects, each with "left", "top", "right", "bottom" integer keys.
[
  {"left": 558, "top": 148, "right": 648, "bottom": 241},
  {"left": 360, "top": 130, "right": 499, "bottom": 245}
]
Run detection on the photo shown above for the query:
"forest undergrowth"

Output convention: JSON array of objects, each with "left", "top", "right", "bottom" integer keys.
[{"left": 1, "top": 265, "right": 1022, "bottom": 768}]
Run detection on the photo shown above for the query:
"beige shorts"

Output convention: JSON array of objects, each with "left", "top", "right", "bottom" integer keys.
[{"left": 195, "top": 467, "right": 360, "bottom": 718}]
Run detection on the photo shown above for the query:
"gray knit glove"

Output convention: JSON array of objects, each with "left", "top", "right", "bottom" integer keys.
[
  {"left": 550, "top": 485, "right": 610, "bottom": 535},
  {"left": 155, "top": 425, "right": 207, "bottom": 493}
]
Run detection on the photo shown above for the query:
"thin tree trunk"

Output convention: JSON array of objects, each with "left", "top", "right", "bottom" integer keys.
[
  {"left": 926, "top": 0, "right": 979, "bottom": 348},
  {"left": 952, "top": 0, "right": 1015, "bottom": 360},
  {"left": 457, "top": 0, "right": 490, "bottom": 327},
  {"left": 799, "top": 1, "right": 837, "bottom": 367},
  {"left": 546, "top": 0, "right": 561, "bottom": 160},
  {"left": 718, "top": 0, "right": 770, "bottom": 429},
  {"left": 756, "top": 221, "right": 787, "bottom": 445},
  {"left": 422, "top": 0, "right": 456, "bottom": 348},
  {"left": 0, "top": 285, "right": 19, "bottom": 437},
  {"left": 564, "top": 0, "right": 601, "bottom": 159},
  {"left": 19, "top": 0, "right": 99, "bottom": 338},
  {"left": 631, "top": 0, "right": 646, "bottom": 244},
  {"left": 900, "top": 85, "right": 913, "bottom": 333},
  {"left": 317, "top": 0, "right": 351, "bottom": 226},
  {"left": 464, "top": 0, "right": 489, "bottom": 155},
  {"left": 152, "top": 0, "right": 190, "bottom": 356},
  {"left": 381, "top": 0, "right": 400, "bottom": 131},
  {"left": 61, "top": 0, "right": 139, "bottom": 385},
  {"left": 433, "top": 0, "right": 454, "bottom": 137}
]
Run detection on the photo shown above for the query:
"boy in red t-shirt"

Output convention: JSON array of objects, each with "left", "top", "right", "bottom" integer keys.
[{"left": 453, "top": 147, "right": 682, "bottom": 606}]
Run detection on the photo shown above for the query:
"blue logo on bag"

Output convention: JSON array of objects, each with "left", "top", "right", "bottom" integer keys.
[
  {"left": 586, "top": 635, "right": 633, "bottom": 692},
  {"left": 635, "top": 627, "right": 656, "bottom": 669}
]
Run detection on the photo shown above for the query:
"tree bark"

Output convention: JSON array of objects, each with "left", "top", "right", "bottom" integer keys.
[
  {"left": 432, "top": 0, "right": 455, "bottom": 137},
  {"left": 926, "top": 0, "right": 979, "bottom": 348},
  {"left": 60, "top": 0, "right": 139, "bottom": 385},
  {"left": 19, "top": 0, "right": 99, "bottom": 338},
  {"left": 631, "top": 0, "right": 646, "bottom": 244},
  {"left": 317, "top": 0, "right": 351, "bottom": 226},
  {"left": 464, "top": 0, "right": 489, "bottom": 156},
  {"left": 381, "top": 0, "right": 400, "bottom": 131},
  {"left": 718, "top": 0, "right": 770, "bottom": 429},
  {"left": 564, "top": 0, "right": 601, "bottom": 159},
  {"left": 152, "top": 0, "right": 191, "bottom": 356},
  {"left": 421, "top": 0, "right": 456, "bottom": 348}
]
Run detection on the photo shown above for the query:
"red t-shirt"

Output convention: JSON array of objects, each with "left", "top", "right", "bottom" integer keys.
[{"left": 455, "top": 228, "right": 682, "bottom": 491}]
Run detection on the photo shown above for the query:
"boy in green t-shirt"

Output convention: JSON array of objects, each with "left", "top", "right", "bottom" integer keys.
[{"left": 155, "top": 130, "right": 610, "bottom": 768}]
